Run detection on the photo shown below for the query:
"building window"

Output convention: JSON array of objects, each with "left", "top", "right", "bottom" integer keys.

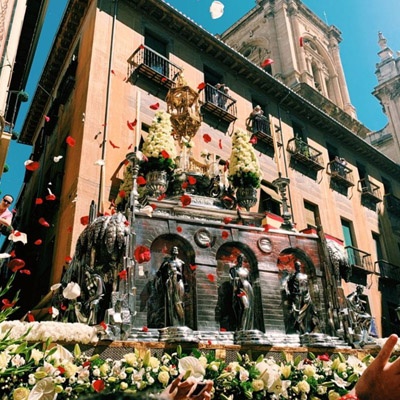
[
  {"left": 259, "top": 185, "right": 281, "bottom": 215},
  {"left": 341, "top": 218, "right": 356, "bottom": 265},
  {"left": 304, "top": 201, "right": 319, "bottom": 229},
  {"left": 145, "top": 30, "right": 167, "bottom": 56}
]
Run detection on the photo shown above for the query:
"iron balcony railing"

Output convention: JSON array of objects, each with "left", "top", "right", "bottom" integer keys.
[
  {"left": 286, "top": 137, "right": 324, "bottom": 171},
  {"left": 201, "top": 83, "right": 237, "bottom": 123},
  {"left": 327, "top": 159, "right": 354, "bottom": 187},
  {"left": 248, "top": 114, "right": 274, "bottom": 147},
  {"left": 384, "top": 193, "right": 400, "bottom": 217},
  {"left": 358, "top": 178, "right": 382, "bottom": 204},
  {"left": 375, "top": 260, "right": 400, "bottom": 283},
  {"left": 127, "top": 45, "right": 183, "bottom": 89},
  {"left": 345, "top": 245, "right": 373, "bottom": 273}
]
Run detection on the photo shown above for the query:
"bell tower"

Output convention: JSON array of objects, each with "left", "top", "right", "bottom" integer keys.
[
  {"left": 369, "top": 32, "right": 400, "bottom": 162},
  {"left": 220, "top": 0, "right": 357, "bottom": 119}
]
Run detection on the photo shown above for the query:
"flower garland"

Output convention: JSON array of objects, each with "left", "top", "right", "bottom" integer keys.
[
  {"left": 141, "top": 110, "right": 177, "bottom": 174},
  {"left": 1, "top": 332, "right": 398, "bottom": 399},
  {"left": 228, "top": 128, "right": 261, "bottom": 188}
]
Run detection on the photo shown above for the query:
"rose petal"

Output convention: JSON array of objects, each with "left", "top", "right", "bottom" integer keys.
[{"left": 66, "top": 136, "right": 76, "bottom": 146}]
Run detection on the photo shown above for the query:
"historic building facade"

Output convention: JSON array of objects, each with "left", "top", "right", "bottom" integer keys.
[
  {"left": 0, "top": 0, "right": 48, "bottom": 178},
  {"left": 4, "top": 0, "right": 400, "bottom": 339},
  {"left": 365, "top": 32, "right": 400, "bottom": 163}
]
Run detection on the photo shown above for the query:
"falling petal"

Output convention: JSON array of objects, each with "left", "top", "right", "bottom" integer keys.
[
  {"left": 65, "top": 256, "right": 72, "bottom": 262},
  {"left": 8, "top": 231, "right": 28, "bottom": 244},
  {"left": 44, "top": 115, "right": 50, "bottom": 122},
  {"left": 7, "top": 258, "right": 25, "bottom": 272},
  {"left": 261, "top": 58, "right": 274, "bottom": 68},
  {"left": 80, "top": 216, "right": 89, "bottom": 225},
  {"left": 137, "top": 176, "right": 147, "bottom": 185},
  {"left": 94, "top": 159, "right": 105, "bottom": 166},
  {"left": 25, "top": 160, "right": 40, "bottom": 171},
  {"left": 66, "top": 136, "right": 76, "bottom": 146},
  {"left": 223, "top": 217, "right": 232, "bottom": 224},
  {"left": 53, "top": 155, "right": 63, "bottom": 163},
  {"left": 180, "top": 194, "right": 191, "bottom": 207},
  {"left": 109, "top": 140, "right": 120, "bottom": 149},
  {"left": 150, "top": 102, "right": 160, "bottom": 110},
  {"left": 219, "top": 139, "right": 222, "bottom": 149},
  {"left": 38, "top": 217, "right": 50, "bottom": 227},
  {"left": 249, "top": 135, "right": 258, "bottom": 144},
  {"left": 197, "top": 82, "right": 206, "bottom": 90},
  {"left": 203, "top": 134, "right": 212, "bottom": 143},
  {"left": 34, "top": 239, "right": 43, "bottom": 245},
  {"left": 221, "top": 231, "right": 229, "bottom": 239},
  {"left": 210, "top": 1, "right": 224, "bottom": 19},
  {"left": 134, "top": 245, "right": 151, "bottom": 263},
  {"left": 46, "top": 194, "right": 56, "bottom": 201},
  {"left": 0, "top": 253, "right": 10, "bottom": 259},
  {"left": 35, "top": 198, "right": 43, "bottom": 205},
  {"left": 177, "top": 226, "right": 183, "bottom": 233},
  {"left": 207, "top": 274, "right": 216, "bottom": 283}
]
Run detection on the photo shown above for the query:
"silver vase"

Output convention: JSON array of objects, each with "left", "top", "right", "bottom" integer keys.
[
  {"left": 236, "top": 186, "right": 257, "bottom": 211},
  {"left": 145, "top": 170, "right": 169, "bottom": 197}
]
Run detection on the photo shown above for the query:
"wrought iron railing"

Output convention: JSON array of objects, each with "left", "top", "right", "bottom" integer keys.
[
  {"left": 127, "top": 45, "right": 182, "bottom": 88},
  {"left": 375, "top": 260, "right": 400, "bottom": 283},
  {"left": 345, "top": 245, "right": 373, "bottom": 273},
  {"left": 248, "top": 115, "right": 274, "bottom": 147},
  {"left": 327, "top": 159, "right": 354, "bottom": 187},
  {"left": 286, "top": 137, "right": 324, "bottom": 171},
  {"left": 200, "top": 83, "right": 237, "bottom": 123},
  {"left": 358, "top": 178, "right": 382, "bottom": 203}
]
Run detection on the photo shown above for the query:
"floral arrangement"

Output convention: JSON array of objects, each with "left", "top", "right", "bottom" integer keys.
[
  {"left": 141, "top": 110, "right": 177, "bottom": 174},
  {"left": 228, "top": 128, "right": 261, "bottom": 188},
  {"left": 115, "top": 162, "right": 134, "bottom": 206},
  {"left": 1, "top": 333, "right": 397, "bottom": 400}
]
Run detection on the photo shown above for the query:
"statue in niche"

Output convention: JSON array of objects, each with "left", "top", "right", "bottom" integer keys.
[
  {"left": 229, "top": 254, "right": 254, "bottom": 331},
  {"left": 346, "top": 285, "right": 373, "bottom": 345},
  {"left": 155, "top": 246, "right": 186, "bottom": 327},
  {"left": 283, "top": 261, "right": 319, "bottom": 334}
]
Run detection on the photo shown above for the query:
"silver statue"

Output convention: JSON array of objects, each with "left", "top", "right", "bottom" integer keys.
[
  {"left": 229, "top": 254, "right": 254, "bottom": 331},
  {"left": 346, "top": 285, "right": 372, "bottom": 345},
  {"left": 284, "top": 261, "right": 319, "bottom": 334},
  {"left": 156, "top": 246, "right": 186, "bottom": 327}
]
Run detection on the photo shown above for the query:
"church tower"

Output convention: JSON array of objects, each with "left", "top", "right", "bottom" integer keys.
[
  {"left": 220, "top": 0, "right": 357, "bottom": 120},
  {"left": 369, "top": 32, "right": 400, "bottom": 163}
]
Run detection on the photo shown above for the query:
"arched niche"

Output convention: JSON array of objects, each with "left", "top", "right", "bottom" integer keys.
[
  {"left": 277, "top": 247, "right": 321, "bottom": 334},
  {"left": 215, "top": 242, "right": 265, "bottom": 332},
  {"left": 142, "top": 234, "right": 196, "bottom": 329}
]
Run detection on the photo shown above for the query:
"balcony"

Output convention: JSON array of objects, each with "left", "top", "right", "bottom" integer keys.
[
  {"left": 345, "top": 245, "right": 373, "bottom": 273},
  {"left": 385, "top": 193, "right": 400, "bottom": 218},
  {"left": 286, "top": 137, "right": 324, "bottom": 171},
  {"left": 247, "top": 115, "right": 274, "bottom": 148},
  {"left": 327, "top": 159, "right": 354, "bottom": 188},
  {"left": 358, "top": 178, "right": 382, "bottom": 204},
  {"left": 127, "top": 45, "right": 182, "bottom": 89},
  {"left": 200, "top": 83, "right": 237, "bottom": 124},
  {"left": 376, "top": 260, "right": 400, "bottom": 283}
]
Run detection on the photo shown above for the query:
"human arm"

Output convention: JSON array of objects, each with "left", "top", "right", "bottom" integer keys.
[
  {"left": 341, "top": 334, "right": 400, "bottom": 400},
  {"left": 160, "top": 376, "right": 213, "bottom": 400}
]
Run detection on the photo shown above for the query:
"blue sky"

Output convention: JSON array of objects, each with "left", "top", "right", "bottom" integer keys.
[{"left": 2, "top": 0, "right": 399, "bottom": 202}]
